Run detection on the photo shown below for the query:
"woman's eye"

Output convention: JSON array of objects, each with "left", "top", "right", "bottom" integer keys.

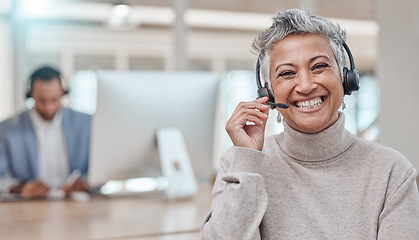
[
  {"left": 278, "top": 71, "right": 294, "bottom": 78},
  {"left": 312, "top": 64, "right": 329, "bottom": 71}
]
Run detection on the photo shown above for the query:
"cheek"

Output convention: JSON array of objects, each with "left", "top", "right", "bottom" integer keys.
[
  {"left": 327, "top": 79, "right": 345, "bottom": 107},
  {"left": 321, "top": 71, "right": 343, "bottom": 93},
  {"left": 331, "top": 68, "right": 343, "bottom": 88},
  {"left": 34, "top": 102, "right": 44, "bottom": 110},
  {"left": 332, "top": 77, "right": 344, "bottom": 95},
  {"left": 272, "top": 82, "right": 292, "bottom": 101}
]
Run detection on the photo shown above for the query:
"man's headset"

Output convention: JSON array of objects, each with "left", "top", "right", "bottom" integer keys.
[
  {"left": 26, "top": 66, "right": 69, "bottom": 99},
  {"left": 256, "top": 40, "right": 360, "bottom": 109}
]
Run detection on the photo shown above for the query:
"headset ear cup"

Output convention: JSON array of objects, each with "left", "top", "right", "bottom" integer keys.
[
  {"left": 257, "top": 84, "right": 275, "bottom": 102},
  {"left": 258, "top": 87, "right": 268, "bottom": 99},
  {"left": 342, "top": 67, "right": 352, "bottom": 95},
  {"left": 347, "top": 69, "right": 360, "bottom": 92},
  {"left": 342, "top": 67, "right": 360, "bottom": 96},
  {"left": 257, "top": 86, "right": 276, "bottom": 109},
  {"left": 26, "top": 79, "right": 33, "bottom": 99},
  {"left": 341, "top": 40, "right": 360, "bottom": 96}
]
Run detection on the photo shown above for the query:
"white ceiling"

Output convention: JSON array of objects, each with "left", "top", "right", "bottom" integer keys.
[
  {"left": 12, "top": 0, "right": 378, "bottom": 34},
  {"left": 78, "top": 0, "right": 376, "bottom": 21},
  {"left": 6, "top": 0, "right": 378, "bottom": 73}
]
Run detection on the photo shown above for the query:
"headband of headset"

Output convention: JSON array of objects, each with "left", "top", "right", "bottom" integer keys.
[{"left": 26, "top": 66, "right": 69, "bottom": 98}]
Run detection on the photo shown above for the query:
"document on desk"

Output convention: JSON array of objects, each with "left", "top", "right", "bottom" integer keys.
[{"left": 0, "top": 170, "right": 84, "bottom": 202}]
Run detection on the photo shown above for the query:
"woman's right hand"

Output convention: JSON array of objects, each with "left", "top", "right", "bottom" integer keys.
[{"left": 225, "top": 97, "right": 270, "bottom": 151}]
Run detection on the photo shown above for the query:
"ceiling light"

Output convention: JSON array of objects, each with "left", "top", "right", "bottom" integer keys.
[
  {"left": 106, "top": 1, "right": 136, "bottom": 29},
  {"left": 112, "top": 3, "right": 130, "bottom": 18}
]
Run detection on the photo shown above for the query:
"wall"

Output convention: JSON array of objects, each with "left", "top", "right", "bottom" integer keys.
[
  {"left": 377, "top": 0, "right": 419, "bottom": 170},
  {"left": 0, "top": 20, "right": 13, "bottom": 121}
]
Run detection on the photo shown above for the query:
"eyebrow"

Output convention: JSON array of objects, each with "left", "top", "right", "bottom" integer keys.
[
  {"left": 274, "top": 54, "right": 332, "bottom": 73},
  {"left": 309, "top": 55, "right": 332, "bottom": 63}
]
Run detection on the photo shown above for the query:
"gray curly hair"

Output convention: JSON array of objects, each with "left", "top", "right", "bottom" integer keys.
[{"left": 252, "top": 9, "right": 347, "bottom": 91}]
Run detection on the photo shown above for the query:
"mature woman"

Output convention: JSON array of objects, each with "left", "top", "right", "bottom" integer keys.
[{"left": 199, "top": 9, "right": 419, "bottom": 239}]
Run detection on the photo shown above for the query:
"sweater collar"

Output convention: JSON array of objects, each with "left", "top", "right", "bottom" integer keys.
[{"left": 278, "top": 112, "right": 355, "bottom": 162}]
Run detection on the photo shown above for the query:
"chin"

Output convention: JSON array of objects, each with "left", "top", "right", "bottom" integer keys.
[
  {"left": 295, "top": 118, "right": 329, "bottom": 133},
  {"left": 41, "top": 115, "right": 55, "bottom": 121}
]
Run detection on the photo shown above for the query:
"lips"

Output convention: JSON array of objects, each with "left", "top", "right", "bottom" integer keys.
[{"left": 294, "top": 96, "right": 324, "bottom": 110}]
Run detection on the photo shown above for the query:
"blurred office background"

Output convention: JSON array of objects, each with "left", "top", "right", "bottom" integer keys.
[{"left": 0, "top": 0, "right": 418, "bottom": 173}]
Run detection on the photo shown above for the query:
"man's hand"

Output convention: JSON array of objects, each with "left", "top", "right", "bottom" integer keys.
[
  {"left": 61, "top": 179, "right": 88, "bottom": 195},
  {"left": 225, "top": 97, "right": 270, "bottom": 151},
  {"left": 20, "top": 180, "right": 50, "bottom": 198}
]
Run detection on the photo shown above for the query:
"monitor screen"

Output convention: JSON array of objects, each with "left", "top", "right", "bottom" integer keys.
[{"left": 88, "top": 71, "right": 219, "bottom": 190}]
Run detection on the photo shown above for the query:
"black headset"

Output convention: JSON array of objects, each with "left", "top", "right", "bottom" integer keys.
[
  {"left": 341, "top": 41, "right": 360, "bottom": 95},
  {"left": 26, "top": 66, "right": 69, "bottom": 99},
  {"left": 256, "top": 39, "right": 360, "bottom": 109}
]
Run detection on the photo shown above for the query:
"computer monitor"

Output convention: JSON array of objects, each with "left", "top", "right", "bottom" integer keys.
[{"left": 88, "top": 71, "right": 219, "bottom": 197}]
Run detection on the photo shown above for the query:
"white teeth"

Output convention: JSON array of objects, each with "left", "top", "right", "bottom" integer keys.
[{"left": 296, "top": 97, "right": 323, "bottom": 109}]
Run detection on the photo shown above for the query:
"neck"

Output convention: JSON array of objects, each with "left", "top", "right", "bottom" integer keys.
[{"left": 278, "top": 112, "right": 355, "bottom": 163}]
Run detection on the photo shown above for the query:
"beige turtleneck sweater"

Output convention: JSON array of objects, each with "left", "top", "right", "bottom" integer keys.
[{"left": 199, "top": 113, "right": 419, "bottom": 239}]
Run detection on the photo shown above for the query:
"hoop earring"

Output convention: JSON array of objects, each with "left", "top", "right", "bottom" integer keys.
[{"left": 277, "top": 111, "right": 282, "bottom": 123}]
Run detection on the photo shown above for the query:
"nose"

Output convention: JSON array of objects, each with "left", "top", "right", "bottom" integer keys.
[{"left": 294, "top": 71, "right": 317, "bottom": 95}]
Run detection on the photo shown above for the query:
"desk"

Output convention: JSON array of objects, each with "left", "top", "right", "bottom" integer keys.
[{"left": 0, "top": 183, "right": 213, "bottom": 240}]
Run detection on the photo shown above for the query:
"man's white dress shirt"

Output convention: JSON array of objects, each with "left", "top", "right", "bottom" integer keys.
[{"left": 29, "top": 108, "right": 69, "bottom": 188}]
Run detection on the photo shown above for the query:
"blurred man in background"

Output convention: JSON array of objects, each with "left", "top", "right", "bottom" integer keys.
[{"left": 0, "top": 66, "right": 91, "bottom": 198}]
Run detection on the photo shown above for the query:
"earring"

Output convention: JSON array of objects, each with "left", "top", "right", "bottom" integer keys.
[
  {"left": 277, "top": 111, "right": 282, "bottom": 123},
  {"left": 342, "top": 101, "right": 346, "bottom": 111}
]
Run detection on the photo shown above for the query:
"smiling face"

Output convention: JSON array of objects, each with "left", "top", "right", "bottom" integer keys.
[{"left": 270, "top": 33, "right": 344, "bottom": 133}]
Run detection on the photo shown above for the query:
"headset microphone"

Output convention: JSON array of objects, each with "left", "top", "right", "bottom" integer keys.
[
  {"left": 265, "top": 102, "right": 289, "bottom": 109},
  {"left": 256, "top": 57, "right": 289, "bottom": 109}
]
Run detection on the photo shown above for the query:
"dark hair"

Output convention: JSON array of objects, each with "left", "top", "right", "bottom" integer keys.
[{"left": 26, "top": 66, "right": 64, "bottom": 98}]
